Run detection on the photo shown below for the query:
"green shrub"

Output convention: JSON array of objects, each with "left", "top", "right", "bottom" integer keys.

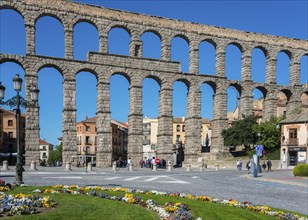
[{"left": 293, "top": 164, "right": 308, "bottom": 177}]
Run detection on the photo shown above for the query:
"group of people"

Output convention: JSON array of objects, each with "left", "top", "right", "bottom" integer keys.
[
  {"left": 245, "top": 159, "right": 272, "bottom": 173},
  {"left": 139, "top": 157, "right": 167, "bottom": 169}
]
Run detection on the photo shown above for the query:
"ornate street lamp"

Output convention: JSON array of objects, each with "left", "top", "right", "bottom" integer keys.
[{"left": 0, "top": 74, "right": 39, "bottom": 185}]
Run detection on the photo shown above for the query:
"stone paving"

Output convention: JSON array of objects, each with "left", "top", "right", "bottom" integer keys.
[{"left": 1, "top": 166, "right": 307, "bottom": 215}]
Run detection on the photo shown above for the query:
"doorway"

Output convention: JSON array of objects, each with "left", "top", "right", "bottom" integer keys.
[{"left": 289, "top": 151, "right": 297, "bottom": 166}]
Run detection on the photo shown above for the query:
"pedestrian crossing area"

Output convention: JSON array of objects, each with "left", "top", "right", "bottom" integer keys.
[{"left": 40, "top": 175, "right": 190, "bottom": 184}]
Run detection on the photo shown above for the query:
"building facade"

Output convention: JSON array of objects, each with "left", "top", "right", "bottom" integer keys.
[
  {"left": 0, "top": 109, "right": 26, "bottom": 165},
  {"left": 76, "top": 117, "right": 128, "bottom": 164},
  {"left": 39, "top": 139, "right": 54, "bottom": 164},
  {"left": 280, "top": 113, "right": 308, "bottom": 168}
]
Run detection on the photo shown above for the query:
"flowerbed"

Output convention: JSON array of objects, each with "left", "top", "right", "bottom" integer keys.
[
  {"left": 33, "top": 185, "right": 306, "bottom": 220},
  {"left": 0, "top": 192, "right": 56, "bottom": 217}
]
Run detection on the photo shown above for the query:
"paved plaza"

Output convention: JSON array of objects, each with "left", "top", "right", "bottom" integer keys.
[{"left": 1, "top": 166, "right": 307, "bottom": 215}]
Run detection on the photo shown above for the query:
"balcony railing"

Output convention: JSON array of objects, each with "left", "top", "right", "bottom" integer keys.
[
  {"left": 288, "top": 139, "right": 298, "bottom": 145},
  {"left": 85, "top": 140, "right": 92, "bottom": 145}
]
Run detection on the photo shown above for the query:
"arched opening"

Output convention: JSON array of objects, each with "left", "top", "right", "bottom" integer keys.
[
  {"left": 276, "top": 51, "right": 290, "bottom": 85},
  {"left": 227, "top": 86, "right": 241, "bottom": 123},
  {"left": 0, "top": 9, "right": 26, "bottom": 55},
  {"left": 199, "top": 41, "right": 216, "bottom": 75},
  {"left": 0, "top": 62, "right": 26, "bottom": 103},
  {"left": 276, "top": 91, "right": 288, "bottom": 117},
  {"left": 108, "top": 27, "right": 130, "bottom": 56},
  {"left": 200, "top": 82, "right": 215, "bottom": 150},
  {"left": 171, "top": 36, "right": 189, "bottom": 73},
  {"left": 110, "top": 73, "right": 130, "bottom": 161},
  {"left": 142, "top": 77, "right": 160, "bottom": 157},
  {"left": 300, "top": 55, "right": 308, "bottom": 84},
  {"left": 141, "top": 32, "right": 161, "bottom": 59},
  {"left": 252, "top": 88, "right": 266, "bottom": 123},
  {"left": 172, "top": 80, "right": 188, "bottom": 148},
  {"left": 36, "top": 16, "right": 64, "bottom": 58},
  {"left": 38, "top": 67, "right": 63, "bottom": 147},
  {"left": 301, "top": 92, "right": 308, "bottom": 113},
  {"left": 252, "top": 48, "right": 266, "bottom": 83},
  {"left": 226, "top": 44, "right": 242, "bottom": 80},
  {"left": 74, "top": 22, "right": 99, "bottom": 60},
  {"left": 76, "top": 71, "right": 97, "bottom": 164},
  {"left": 0, "top": 62, "right": 25, "bottom": 165}
]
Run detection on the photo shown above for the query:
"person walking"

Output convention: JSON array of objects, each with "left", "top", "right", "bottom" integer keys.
[
  {"left": 262, "top": 161, "right": 267, "bottom": 172},
  {"left": 267, "top": 159, "right": 272, "bottom": 172}
]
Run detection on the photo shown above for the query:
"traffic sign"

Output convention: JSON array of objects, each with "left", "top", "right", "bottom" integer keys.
[{"left": 255, "top": 145, "right": 264, "bottom": 157}]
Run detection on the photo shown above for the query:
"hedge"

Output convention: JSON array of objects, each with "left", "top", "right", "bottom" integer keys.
[{"left": 293, "top": 164, "right": 308, "bottom": 177}]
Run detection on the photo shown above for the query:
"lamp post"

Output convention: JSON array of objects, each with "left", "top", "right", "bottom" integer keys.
[{"left": 0, "top": 74, "right": 39, "bottom": 185}]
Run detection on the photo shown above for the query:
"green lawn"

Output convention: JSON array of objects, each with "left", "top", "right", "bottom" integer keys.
[{"left": 1, "top": 186, "right": 305, "bottom": 220}]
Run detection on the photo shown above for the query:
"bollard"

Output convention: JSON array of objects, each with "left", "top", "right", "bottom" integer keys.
[
  {"left": 129, "top": 163, "right": 133, "bottom": 171},
  {"left": 30, "top": 161, "right": 37, "bottom": 170},
  {"left": 167, "top": 161, "right": 172, "bottom": 172},
  {"left": 186, "top": 164, "right": 192, "bottom": 171},
  {"left": 215, "top": 164, "right": 219, "bottom": 171},
  {"left": 87, "top": 162, "right": 92, "bottom": 172},
  {"left": 65, "top": 162, "right": 72, "bottom": 171},
  {"left": 152, "top": 164, "right": 157, "bottom": 171},
  {"left": 2, "top": 161, "right": 9, "bottom": 170},
  {"left": 112, "top": 161, "right": 117, "bottom": 172}
]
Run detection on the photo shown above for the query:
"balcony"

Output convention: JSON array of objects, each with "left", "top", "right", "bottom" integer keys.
[
  {"left": 85, "top": 140, "right": 92, "bottom": 145},
  {"left": 288, "top": 139, "right": 299, "bottom": 146}
]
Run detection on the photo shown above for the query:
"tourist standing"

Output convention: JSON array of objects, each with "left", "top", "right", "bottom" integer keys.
[
  {"left": 127, "top": 157, "right": 131, "bottom": 171},
  {"left": 267, "top": 159, "right": 272, "bottom": 172}
]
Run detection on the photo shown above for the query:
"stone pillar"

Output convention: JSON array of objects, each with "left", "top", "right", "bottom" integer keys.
[
  {"left": 99, "top": 29, "right": 108, "bottom": 53},
  {"left": 185, "top": 85, "right": 202, "bottom": 163},
  {"left": 157, "top": 82, "right": 173, "bottom": 162},
  {"left": 266, "top": 53, "right": 277, "bottom": 84},
  {"left": 25, "top": 22, "right": 36, "bottom": 55},
  {"left": 287, "top": 87, "right": 302, "bottom": 116},
  {"left": 161, "top": 38, "right": 171, "bottom": 61},
  {"left": 241, "top": 49, "right": 252, "bottom": 81},
  {"left": 263, "top": 89, "right": 277, "bottom": 121},
  {"left": 216, "top": 44, "right": 226, "bottom": 78},
  {"left": 239, "top": 82, "right": 253, "bottom": 117},
  {"left": 129, "top": 39, "right": 143, "bottom": 57},
  {"left": 64, "top": 27, "right": 73, "bottom": 59},
  {"left": 96, "top": 75, "right": 112, "bottom": 167},
  {"left": 211, "top": 84, "right": 228, "bottom": 154},
  {"left": 62, "top": 76, "right": 77, "bottom": 164},
  {"left": 189, "top": 40, "right": 199, "bottom": 74},
  {"left": 24, "top": 71, "right": 40, "bottom": 165},
  {"left": 290, "top": 56, "right": 300, "bottom": 86},
  {"left": 128, "top": 82, "right": 143, "bottom": 166}
]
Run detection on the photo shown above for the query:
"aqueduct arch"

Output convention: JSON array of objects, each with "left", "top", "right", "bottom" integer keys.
[{"left": 0, "top": 0, "right": 307, "bottom": 167}]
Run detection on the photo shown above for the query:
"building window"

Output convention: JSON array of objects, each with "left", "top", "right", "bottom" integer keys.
[
  {"left": 176, "top": 125, "right": 180, "bottom": 132},
  {"left": 86, "top": 147, "right": 90, "bottom": 154},
  {"left": 86, "top": 126, "right": 90, "bottom": 132},
  {"left": 8, "top": 120, "right": 13, "bottom": 126},
  {"left": 182, "top": 125, "right": 185, "bottom": 132},
  {"left": 283, "top": 111, "right": 286, "bottom": 117},
  {"left": 8, "top": 132, "right": 13, "bottom": 140},
  {"left": 176, "top": 135, "right": 181, "bottom": 142},
  {"left": 85, "top": 136, "right": 90, "bottom": 144}
]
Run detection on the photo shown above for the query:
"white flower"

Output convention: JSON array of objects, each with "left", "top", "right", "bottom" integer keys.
[{"left": 32, "top": 189, "right": 41, "bottom": 193}]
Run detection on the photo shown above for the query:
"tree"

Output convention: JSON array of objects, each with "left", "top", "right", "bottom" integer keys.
[
  {"left": 47, "top": 143, "right": 62, "bottom": 165},
  {"left": 222, "top": 115, "right": 258, "bottom": 151},
  {"left": 252, "top": 116, "right": 282, "bottom": 149}
]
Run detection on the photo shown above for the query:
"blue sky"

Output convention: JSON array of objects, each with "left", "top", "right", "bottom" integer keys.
[{"left": 0, "top": 0, "right": 307, "bottom": 146}]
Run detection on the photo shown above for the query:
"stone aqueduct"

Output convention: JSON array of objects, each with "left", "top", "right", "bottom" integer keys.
[{"left": 0, "top": 0, "right": 307, "bottom": 167}]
